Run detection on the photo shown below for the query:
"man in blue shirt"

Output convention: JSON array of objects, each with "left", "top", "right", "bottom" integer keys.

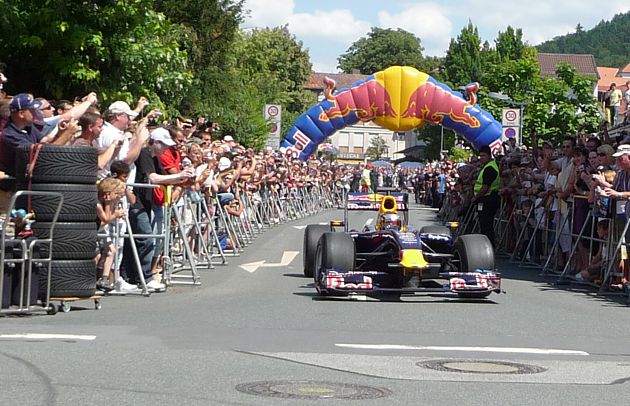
[
  {"left": 436, "top": 167, "right": 446, "bottom": 208},
  {"left": 0, "top": 93, "right": 44, "bottom": 214}
]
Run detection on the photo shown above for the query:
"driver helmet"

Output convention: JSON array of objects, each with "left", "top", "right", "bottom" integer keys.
[{"left": 382, "top": 213, "right": 402, "bottom": 230}]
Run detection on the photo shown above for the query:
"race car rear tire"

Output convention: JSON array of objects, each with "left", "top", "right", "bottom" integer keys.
[
  {"left": 453, "top": 234, "right": 494, "bottom": 272},
  {"left": 303, "top": 225, "right": 329, "bottom": 277},
  {"left": 315, "top": 232, "right": 355, "bottom": 293},
  {"left": 419, "top": 225, "right": 451, "bottom": 237}
]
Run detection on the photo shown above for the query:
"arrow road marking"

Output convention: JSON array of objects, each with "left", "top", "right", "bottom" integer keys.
[
  {"left": 335, "top": 344, "right": 589, "bottom": 356},
  {"left": 239, "top": 251, "right": 300, "bottom": 273},
  {"left": 294, "top": 223, "right": 328, "bottom": 230}
]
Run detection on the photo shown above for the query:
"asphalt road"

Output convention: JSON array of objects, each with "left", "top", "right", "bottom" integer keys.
[{"left": 1, "top": 202, "right": 630, "bottom": 405}]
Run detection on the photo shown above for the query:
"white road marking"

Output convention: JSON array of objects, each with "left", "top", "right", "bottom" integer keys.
[
  {"left": 293, "top": 225, "right": 307, "bottom": 230},
  {"left": 334, "top": 344, "right": 589, "bottom": 356},
  {"left": 0, "top": 333, "right": 96, "bottom": 341},
  {"left": 239, "top": 251, "right": 300, "bottom": 273}
]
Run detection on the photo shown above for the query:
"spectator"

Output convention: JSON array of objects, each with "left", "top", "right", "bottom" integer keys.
[
  {"left": 96, "top": 177, "right": 126, "bottom": 291},
  {"left": 122, "top": 129, "right": 194, "bottom": 291},
  {"left": 605, "top": 83, "right": 623, "bottom": 127},
  {"left": 471, "top": 145, "right": 500, "bottom": 245}
]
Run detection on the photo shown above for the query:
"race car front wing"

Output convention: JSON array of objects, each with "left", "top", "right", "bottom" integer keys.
[{"left": 321, "top": 269, "right": 501, "bottom": 295}]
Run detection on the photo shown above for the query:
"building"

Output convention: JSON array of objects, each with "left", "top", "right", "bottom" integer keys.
[
  {"left": 536, "top": 53, "right": 600, "bottom": 98},
  {"left": 304, "top": 72, "right": 424, "bottom": 162}
]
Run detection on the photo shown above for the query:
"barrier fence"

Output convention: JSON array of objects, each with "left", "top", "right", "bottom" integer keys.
[
  {"left": 439, "top": 188, "right": 630, "bottom": 304},
  {"left": 1, "top": 180, "right": 346, "bottom": 314}
]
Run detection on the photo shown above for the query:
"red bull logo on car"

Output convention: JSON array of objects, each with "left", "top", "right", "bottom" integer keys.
[{"left": 281, "top": 66, "right": 503, "bottom": 160}]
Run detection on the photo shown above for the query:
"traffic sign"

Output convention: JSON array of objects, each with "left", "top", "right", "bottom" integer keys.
[
  {"left": 502, "top": 108, "right": 520, "bottom": 127},
  {"left": 502, "top": 126, "right": 519, "bottom": 141},
  {"left": 264, "top": 104, "right": 282, "bottom": 150}
]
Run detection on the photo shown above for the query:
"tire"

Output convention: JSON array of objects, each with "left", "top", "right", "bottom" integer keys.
[
  {"left": 315, "top": 232, "right": 355, "bottom": 293},
  {"left": 32, "top": 222, "right": 97, "bottom": 260},
  {"left": 16, "top": 145, "right": 98, "bottom": 184},
  {"left": 39, "top": 259, "right": 96, "bottom": 298},
  {"left": 303, "top": 224, "right": 329, "bottom": 277},
  {"left": 453, "top": 234, "right": 495, "bottom": 273},
  {"left": 419, "top": 225, "right": 451, "bottom": 236},
  {"left": 17, "top": 183, "right": 97, "bottom": 222}
]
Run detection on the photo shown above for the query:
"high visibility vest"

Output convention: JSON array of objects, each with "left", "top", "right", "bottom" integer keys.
[{"left": 474, "top": 160, "right": 500, "bottom": 193}]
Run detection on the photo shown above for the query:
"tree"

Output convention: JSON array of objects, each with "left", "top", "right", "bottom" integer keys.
[
  {"left": 366, "top": 136, "right": 389, "bottom": 159},
  {"left": 338, "top": 28, "right": 425, "bottom": 74},
  {"left": 0, "top": 0, "right": 192, "bottom": 111},
  {"left": 443, "top": 21, "right": 494, "bottom": 86},
  {"left": 495, "top": 26, "right": 527, "bottom": 62}
]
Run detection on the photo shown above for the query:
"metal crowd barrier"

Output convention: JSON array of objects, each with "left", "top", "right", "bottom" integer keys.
[
  {"left": 444, "top": 187, "right": 629, "bottom": 304},
  {"left": 101, "top": 181, "right": 344, "bottom": 297}
]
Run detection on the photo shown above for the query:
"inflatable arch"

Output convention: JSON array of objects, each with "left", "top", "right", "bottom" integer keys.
[{"left": 280, "top": 66, "right": 503, "bottom": 160}]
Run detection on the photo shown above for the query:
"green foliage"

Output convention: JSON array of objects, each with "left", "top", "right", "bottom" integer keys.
[
  {"left": 495, "top": 26, "right": 527, "bottom": 62},
  {"left": 366, "top": 135, "right": 388, "bottom": 160},
  {"left": 338, "top": 28, "right": 426, "bottom": 74},
  {"left": 449, "top": 145, "right": 474, "bottom": 163},
  {"left": 0, "top": 0, "right": 192, "bottom": 112},
  {"left": 444, "top": 21, "right": 495, "bottom": 86},
  {"left": 536, "top": 11, "right": 630, "bottom": 68}
]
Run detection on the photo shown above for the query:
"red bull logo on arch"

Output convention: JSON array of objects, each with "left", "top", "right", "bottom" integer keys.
[{"left": 281, "top": 66, "right": 502, "bottom": 160}]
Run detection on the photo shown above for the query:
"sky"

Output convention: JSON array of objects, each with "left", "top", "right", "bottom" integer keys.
[{"left": 241, "top": 0, "right": 629, "bottom": 73}]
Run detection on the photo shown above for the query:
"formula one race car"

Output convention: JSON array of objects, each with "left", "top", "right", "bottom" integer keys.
[{"left": 303, "top": 191, "right": 501, "bottom": 299}]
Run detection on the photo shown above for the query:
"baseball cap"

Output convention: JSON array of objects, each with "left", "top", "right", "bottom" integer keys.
[
  {"left": 541, "top": 140, "right": 554, "bottom": 148},
  {"left": 223, "top": 135, "right": 234, "bottom": 142},
  {"left": 218, "top": 157, "right": 231, "bottom": 171},
  {"left": 9, "top": 93, "right": 42, "bottom": 112},
  {"left": 150, "top": 128, "right": 175, "bottom": 146},
  {"left": 597, "top": 144, "right": 614, "bottom": 156},
  {"left": 612, "top": 144, "right": 630, "bottom": 158},
  {"left": 108, "top": 101, "right": 138, "bottom": 117}
]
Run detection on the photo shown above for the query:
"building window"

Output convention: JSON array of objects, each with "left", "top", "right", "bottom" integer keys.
[
  {"left": 353, "top": 146, "right": 363, "bottom": 154},
  {"left": 353, "top": 133, "right": 364, "bottom": 147},
  {"left": 339, "top": 146, "right": 349, "bottom": 154},
  {"left": 338, "top": 132, "right": 349, "bottom": 147}
]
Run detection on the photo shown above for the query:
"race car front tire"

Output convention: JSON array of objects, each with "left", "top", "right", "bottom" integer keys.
[
  {"left": 453, "top": 234, "right": 495, "bottom": 273},
  {"left": 315, "top": 232, "right": 355, "bottom": 293},
  {"left": 303, "top": 224, "right": 329, "bottom": 277}
]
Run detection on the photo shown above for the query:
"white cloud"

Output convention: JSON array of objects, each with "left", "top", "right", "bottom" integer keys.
[
  {"left": 288, "top": 10, "right": 371, "bottom": 43},
  {"left": 242, "top": 0, "right": 296, "bottom": 29},
  {"left": 378, "top": 3, "right": 453, "bottom": 57}
]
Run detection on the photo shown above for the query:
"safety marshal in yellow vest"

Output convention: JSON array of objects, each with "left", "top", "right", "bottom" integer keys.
[{"left": 472, "top": 145, "right": 500, "bottom": 246}]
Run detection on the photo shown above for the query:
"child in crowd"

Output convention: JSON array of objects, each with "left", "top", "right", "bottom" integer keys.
[
  {"left": 96, "top": 177, "right": 126, "bottom": 290},
  {"left": 577, "top": 219, "right": 609, "bottom": 283},
  {"left": 108, "top": 160, "right": 139, "bottom": 292}
]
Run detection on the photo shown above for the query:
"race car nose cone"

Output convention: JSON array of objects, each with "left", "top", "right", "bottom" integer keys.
[{"left": 400, "top": 249, "right": 428, "bottom": 269}]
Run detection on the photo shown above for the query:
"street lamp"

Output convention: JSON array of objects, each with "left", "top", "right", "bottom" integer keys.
[{"left": 487, "top": 92, "right": 528, "bottom": 146}]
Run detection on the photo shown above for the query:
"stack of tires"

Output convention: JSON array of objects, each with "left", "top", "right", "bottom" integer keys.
[{"left": 16, "top": 145, "right": 98, "bottom": 299}]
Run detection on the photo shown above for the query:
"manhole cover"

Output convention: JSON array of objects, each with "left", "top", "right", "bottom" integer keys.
[
  {"left": 235, "top": 380, "right": 392, "bottom": 400},
  {"left": 417, "top": 360, "right": 546, "bottom": 375}
]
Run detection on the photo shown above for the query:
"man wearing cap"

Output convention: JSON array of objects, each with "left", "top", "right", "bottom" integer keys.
[
  {"left": 593, "top": 144, "right": 630, "bottom": 288},
  {"left": 223, "top": 135, "right": 236, "bottom": 149},
  {"left": 97, "top": 100, "right": 159, "bottom": 180},
  {"left": 122, "top": 128, "right": 194, "bottom": 291},
  {"left": 471, "top": 145, "right": 500, "bottom": 245},
  {"left": 0, "top": 94, "right": 45, "bottom": 211}
]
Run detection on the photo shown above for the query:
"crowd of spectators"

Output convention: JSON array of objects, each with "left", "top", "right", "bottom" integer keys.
[
  {"left": 435, "top": 125, "right": 630, "bottom": 292},
  {"left": 0, "top": 89, "right": 346, "bottom": 294}
]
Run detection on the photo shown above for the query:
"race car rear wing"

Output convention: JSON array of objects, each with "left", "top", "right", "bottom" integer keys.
[{"left": 346, "top": 192, "right": 408, "bottom": 211}]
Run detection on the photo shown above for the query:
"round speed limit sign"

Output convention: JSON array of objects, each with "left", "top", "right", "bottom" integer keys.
[{"left": 267, "top": 105, "right": 279, "bottom": 117}]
